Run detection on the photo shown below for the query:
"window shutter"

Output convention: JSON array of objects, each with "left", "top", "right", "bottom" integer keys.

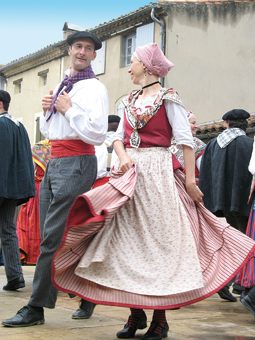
[
  {"left": 91, "top": 41, "right": 106, "bottom": 75},
  {"left": 136, "top": 23, "right": 154, "bottom": 48}
]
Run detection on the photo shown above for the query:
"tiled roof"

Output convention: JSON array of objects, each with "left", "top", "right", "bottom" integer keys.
[
  {"left": 196, "top": 113, "right": 255, "bottom": 135},
  {"left": 158, "top": 0, "right": 254, "bottom": 3},
  {"left": 90, "top": 4, "right": 153, "bottom": 30}
]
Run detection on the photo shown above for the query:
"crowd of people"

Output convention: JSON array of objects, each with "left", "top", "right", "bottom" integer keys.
[{"left": 0, "top": 30, "right": 255, "bottom": 339}]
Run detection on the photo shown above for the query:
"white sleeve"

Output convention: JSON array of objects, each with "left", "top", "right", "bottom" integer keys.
[
  {"left": 95, "top": 144, "right": 108, "bottom": 179},
  {"left": 112, "top": 116, "right": 125, "bottom": 144},
  {"left": 165, "top": 100, "right": 194, "bottom": 149},
  {"left": 249, "top": 137, "right": 255, "bottom": 175},
  {"left": 65, "top": 84, "right": 108, "bottom": 145},
  {"left": 39, "top": 115, "right": 49, "bottom": 138}
]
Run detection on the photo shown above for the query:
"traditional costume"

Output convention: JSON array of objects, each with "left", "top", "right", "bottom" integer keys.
[
  {"left": 199, "top": 109, "right": 254, "bottom": 300},
  {"left": 236, "top": 138, "right": 255, "bottom": 316},
  {"left": 2, "top": 31, "right": 108, "bottom": 328},
  {"left": 199, "top": 109, "right": 253, "bottom": 232},
  {"left": 16, "top": 140, "right": 51, "bottom": 264},
  {"left": 0, "top": 90, "right": 35, "bottom": 291},
  {"left": 52, "top": 90, "right": 255, "bottom": 303}
]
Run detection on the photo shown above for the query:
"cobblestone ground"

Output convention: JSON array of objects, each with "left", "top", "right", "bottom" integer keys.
[{"left": 0, "top": 265, "right": 255, "bottom": 340}]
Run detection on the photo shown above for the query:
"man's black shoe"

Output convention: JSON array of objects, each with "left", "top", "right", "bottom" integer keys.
[
  {"left": 2, "top": 305, "right": 45, "bottom": 327},
  {"left": 232, "top": 283, "right": 245, "bottom": 295},
  {"left": 3, "top": 277, "right": 25, "bottom": 291},
  {"left": 240, "top": 292, "right": 246, "bottom": 302},
  {"left": 241, "top": 295, "right": 255, "bottom": 317},
  {"left": 217, "top": 286, "right": 237, "bottom": 302},
  {"left": 72, "top": 299, "right": 96, "bottom": 319}
]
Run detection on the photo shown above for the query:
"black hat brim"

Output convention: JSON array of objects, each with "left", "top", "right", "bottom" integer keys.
[{"left": 67, "top": 31, "right": 102, "bottom": 50}]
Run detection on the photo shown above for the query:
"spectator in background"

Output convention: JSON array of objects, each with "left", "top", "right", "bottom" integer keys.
[
  {"left": 199, "top": 109, "right": 253, "bottom": 301},
  {"left": 16, "top": 139, "right": 51, "bottom": 265},
  {"left": 0, "top": 90, "right": 35, "bottom": 291}
]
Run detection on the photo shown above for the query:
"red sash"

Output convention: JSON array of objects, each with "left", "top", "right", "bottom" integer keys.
[{"left": 50, "top": 140, "right": 95, "bottom": 158}]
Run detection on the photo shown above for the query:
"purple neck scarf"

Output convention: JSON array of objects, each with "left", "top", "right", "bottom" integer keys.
[{"left": 47, "top": 65, "right": 96, "bottom": 122}]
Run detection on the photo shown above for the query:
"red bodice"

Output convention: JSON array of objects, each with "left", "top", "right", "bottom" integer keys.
[{"left": 124, "top": 103, "right": 172, "bottom": 148}]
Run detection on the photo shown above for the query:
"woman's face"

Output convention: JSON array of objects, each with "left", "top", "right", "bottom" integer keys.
[
  {"left": 128, "top": 55, "right": 144, "bottom": 85},
  {"left": 189, "top": 115, "right": 198, "bottom": 136}
]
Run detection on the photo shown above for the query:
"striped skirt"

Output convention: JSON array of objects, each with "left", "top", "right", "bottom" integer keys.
[
  {"left": 52, "top": 148, "right": 255, "bottom": 309},
  {"left": 235, "top": 199, "right": 255, "bottom": 288}
]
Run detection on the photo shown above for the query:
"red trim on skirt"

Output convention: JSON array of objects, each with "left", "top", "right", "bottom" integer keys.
[{"left": 93, "top": 177, "right": 110, "bottom": 188}]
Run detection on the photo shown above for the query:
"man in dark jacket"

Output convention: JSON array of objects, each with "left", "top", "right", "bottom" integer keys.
[
  {"left": 199, "top": 109, "right": 253, "bottom": 301},
  {"left": 0, "top": 90, "right": 35, "bottom": 291}
]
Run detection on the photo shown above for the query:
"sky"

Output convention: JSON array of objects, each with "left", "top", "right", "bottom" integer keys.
[{"left": 1, "top": 0, "right": 152, "bottom": 65}]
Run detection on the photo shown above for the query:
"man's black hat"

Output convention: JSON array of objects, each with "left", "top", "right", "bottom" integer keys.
[
  {"left": 67, "top": 31, "right": 102, "bottom": 50},
  {"left": 222, "top": 109, "right": 250, "bottom": 121},
  {"left": 108, "top": 115, "right": 121, "bottom": 124},
  {"left": 0, "top": 90, "right": 11, "bottom": 103}
]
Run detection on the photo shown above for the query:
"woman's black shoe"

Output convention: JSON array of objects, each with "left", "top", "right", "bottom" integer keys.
[
  {"left": 141, "top": 321, "right": 169, "bottom": 340},
  {"left": 116, "top": 311, "right": 147, "bottom": 338}
]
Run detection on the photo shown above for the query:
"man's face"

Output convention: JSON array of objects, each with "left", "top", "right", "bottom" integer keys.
[{"left": 69, "top": 38, "right": 96, "bottom": 74}]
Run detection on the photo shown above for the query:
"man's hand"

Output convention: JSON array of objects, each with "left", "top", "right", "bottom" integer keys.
[
  {"left": 42, "top": 90, "right": 53, "bottom": 116},
  {"left": 54, "top": 91, "right": 72, "bottom": 115}
]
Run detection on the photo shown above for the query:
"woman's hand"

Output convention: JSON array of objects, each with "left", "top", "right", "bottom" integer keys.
[
  {"left": 119, "top": 153, "right": 134, "bottom": 173},
  {"left": 186, "top": 180, "right": 204, "bottom": 204},
  {"left": 113, "top": 140, "right": 134, "bottom": 174}
]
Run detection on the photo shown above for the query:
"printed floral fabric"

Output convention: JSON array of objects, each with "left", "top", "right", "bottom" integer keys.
[
  {"left": 32, "top": 139, "right": 51, "bottom": 172},
  {"left": 75, "top": 147, "right": 204, "bottom": 296},
  {"left": 170, "top": 137, "right": 206, "bottom": 168},
  {"left": 122, "top": 88, "right": 184, "bottom": 148}
]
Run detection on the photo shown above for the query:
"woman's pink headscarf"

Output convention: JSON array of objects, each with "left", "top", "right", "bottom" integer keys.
[{"left": 134, "top": 43, "right": 174, "bottom": 78}]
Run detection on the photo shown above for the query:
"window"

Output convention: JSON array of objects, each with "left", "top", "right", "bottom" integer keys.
[
  {"left": 122, "top": 22, "right": 154, "bottom": 67},
  {"left": 125, "top": 33, "right": 136, "bottom": 67},
  {"left": 91, "top": 41, "right": 106, "bottom": 75},
  {"left": 0, "top": 76, "right": 6, "bottom": 90},
  {"left": 13, "top": 78, "right": 23, "bottom": 94},
  {"left": 38, "top": 69, "right": 49, "bottom": 87},
  {"left": 43, "top": 75, "right": 47, "bottom": 86},
  {"left": 34, "top": 113, "right": 45, "bottom": 143}
]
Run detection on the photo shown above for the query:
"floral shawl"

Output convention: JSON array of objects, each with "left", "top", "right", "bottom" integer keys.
[{"left": 122, "top": 88, "right": 184, "bottom": 148}]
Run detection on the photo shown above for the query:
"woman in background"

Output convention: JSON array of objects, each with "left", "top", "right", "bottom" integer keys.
[
  {"left": 170, "top": 111, "right": 206, "bottom": 185},
  {"left": 16, "top": 139, "right": 51, "bottom": 264}
]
